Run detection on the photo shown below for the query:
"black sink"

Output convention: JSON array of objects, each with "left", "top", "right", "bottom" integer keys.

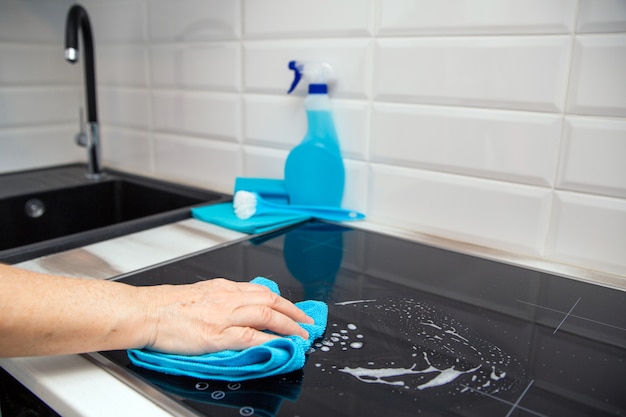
[{"left": 0, "top": 165, "right": 229, "bottom": 263}]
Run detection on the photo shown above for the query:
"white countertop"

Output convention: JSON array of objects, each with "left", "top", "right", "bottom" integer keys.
[{"left": 2, "top": 218, "right": 624, "bottom": 417}]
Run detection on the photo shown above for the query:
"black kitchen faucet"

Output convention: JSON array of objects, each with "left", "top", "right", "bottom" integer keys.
[{"left": 64, "top": 4, "right": 102, "bottom": 180}]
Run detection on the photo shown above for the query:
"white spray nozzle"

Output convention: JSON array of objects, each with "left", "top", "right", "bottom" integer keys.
[{"left": 287, "top": 60, "right": 334, "bottom": 94}]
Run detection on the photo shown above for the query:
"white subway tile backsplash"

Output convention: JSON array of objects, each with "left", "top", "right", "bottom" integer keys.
[
  {"left": 567, "top": 35, "right": 626, "bottom": 118},
  {"left": 0, "top": 126, "right": 81, "bottom": 174},
  {"left": 97, "top": 45, "right": 148, "bottom": 87},
  {"left": 577, "top": 0, "right": 626, "bottom": 33},
  {"left": 242, "top": 145, "right": 288, "bottom": 179},
  {"left": 155, "top": 133, "right": 240, "bottom": 193},
  {"left": 547, "top": 191, "right": 626, "bottom": 276},
  {"left": 0, "top": 87, "right": 79, "bottom": 127},
  {"left": 243, "top": 0, "right": 373, "bottom": 38},
  {"left": 3, "top": 1, "right": 626, "bottom": 279},
  {"left": 150, "top": 43, "right": 240, "bottom": 91},
  {"left": 374, "top": 36, "right": 571, "bottom": 112},
  {"left": 244, "top": 95, "right": 368, "bottom": 159},
  {"left": 371, "top": 103, "right": 562, "bottom": 186},
  {"left": 82, "top": 0, "right": 146, "bottom": 43},
  {"left": 102, "top": 127, "right": 153, "bottom": 174},
  {"left": 333, "top": 100, "right": 370, "bottom": 161},
  {"left": 0, "top": 45, "right": 78, "bottom": 85},
  {"left": 244, "top": 95, "right": 305, "bottom": 148},
  {"left": 148, "top": 0, "right": 240, "bottom": 42},
  {"left": 99, "top": 87, "right": 151, "bottom": 129},
  {"left": 0, "top": 0, "right": 70, "bottom": 43},
  {"left": 557, "top": 117, "right": 626, "bottom": 199},
  {"left": 343, "top": 159, "right": 369, "bottom": 212},
  {"left": 378, "top": 0, "right": 575, "bottom": 36},
  {"left": 243, "top": 39, "right": 372, "bottom": 99},
  {"left": 152, "top": 91, "right": 241, "bottom": 141},
  {"left": 369, "top": 165, "right": 553, "bottom": 255}
]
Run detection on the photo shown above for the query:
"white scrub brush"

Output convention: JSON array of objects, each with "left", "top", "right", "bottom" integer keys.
[{"left": 233, "top": 191, "right": 365, "bottom": 222}]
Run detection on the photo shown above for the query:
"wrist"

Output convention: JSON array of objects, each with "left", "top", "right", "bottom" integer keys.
[{"left": 132, "top": 284, "right": 164, "bottom": 350}]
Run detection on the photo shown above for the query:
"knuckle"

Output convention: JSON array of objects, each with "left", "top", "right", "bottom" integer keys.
[
  {"left": 207, "top": 278, "right": 235, "bottom": 292},
  {"left": 239, "top": 327, "right": 258, "bottom": 345},
  {"left": 256, "top": 305, "right": 274, "bottom": 325},
  {"left": 211, "top": 277, "right": 228, "bottom": 286},
  {"left": 262, "top": 290, "right": 280, "bottom": 306}
]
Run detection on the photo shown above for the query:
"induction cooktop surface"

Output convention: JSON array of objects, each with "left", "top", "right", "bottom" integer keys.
[{"left": 92, "top": 221, "right": 626, "bottom": 417}]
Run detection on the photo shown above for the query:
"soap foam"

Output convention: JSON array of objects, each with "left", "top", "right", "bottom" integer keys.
[{"left": 311, "top": 298, "right": 525, "bottom": 397}]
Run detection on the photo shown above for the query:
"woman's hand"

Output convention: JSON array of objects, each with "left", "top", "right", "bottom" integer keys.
[
  {"left": 141, "top": 278, "right": 314, "bottom": 355},
  {"left": 0, "top": 263, "right": 313, "bottom": 357}
]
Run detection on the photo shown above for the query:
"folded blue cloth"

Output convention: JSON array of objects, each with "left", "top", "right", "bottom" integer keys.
[
  {"left": 127, "top": 277, "right": 328, "bottom": 382},
  {"left": 191, "top": 202, "right": 309, "bottom": 234}
]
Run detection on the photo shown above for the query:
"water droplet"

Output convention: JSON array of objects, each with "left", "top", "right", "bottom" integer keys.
[{"left": 350, "top": 342, "right": 363, "bottom": 349}]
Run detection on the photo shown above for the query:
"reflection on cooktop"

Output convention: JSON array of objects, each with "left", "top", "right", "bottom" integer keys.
[{"left": 95, "top": 221, "right": 626, "bottom": 417}]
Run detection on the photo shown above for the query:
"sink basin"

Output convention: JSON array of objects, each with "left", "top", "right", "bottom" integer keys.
[{"left": 0, "top": 165, "right": 229, "bottom": 263}]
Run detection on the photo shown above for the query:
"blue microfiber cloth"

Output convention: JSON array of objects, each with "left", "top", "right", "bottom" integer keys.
[
  {"left": 127, "top": 277, "right": 328, "bottom": 382},
  {"left": 191, "top": 202, "right": 309, "bottom": 234}
]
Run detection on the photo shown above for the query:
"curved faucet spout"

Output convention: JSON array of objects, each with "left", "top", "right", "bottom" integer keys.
[{"left": 65, "top": 4, "right": 102, "bottom": 180}]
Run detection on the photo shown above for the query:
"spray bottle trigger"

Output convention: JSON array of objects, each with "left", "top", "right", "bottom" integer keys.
[{"left": 287, "top": 60, "right": 302, "bottom": 94}]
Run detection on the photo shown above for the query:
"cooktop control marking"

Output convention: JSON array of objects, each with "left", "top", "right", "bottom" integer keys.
[
  {"left": 505, "top": 379, "right": 537, "bottom": 417},
  {"left": 516, "top": 297, "right": 626, "bottom": 333},
  {"left": 460, "top": 379, "right": 548, "bottom": 417},
  {"left": 552, "top": 297, "right": 581, "bottom": 334}
]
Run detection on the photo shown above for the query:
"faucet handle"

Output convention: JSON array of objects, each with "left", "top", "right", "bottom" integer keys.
[{"left": 75, "top": 106, "right": 88, "bottom": 147}]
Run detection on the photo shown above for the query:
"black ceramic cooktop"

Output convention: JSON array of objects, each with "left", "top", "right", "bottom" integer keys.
[{"left": 96, "top": 221, "right": 626, "bottom": 417}]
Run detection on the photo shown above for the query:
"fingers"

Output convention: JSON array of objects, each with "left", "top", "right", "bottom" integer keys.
[
  {"left": 239, "top": 284, "right": 314, "bottom": 326},
  {"left": 206, "top": 280, "right": 314, "bottom": 350},
  {"left": 208, "top": 279, "right": 314, "bottom": 326},
  {"left": 220, "top": 326, "right": 287, "bottom": 351},
  {"left": 229, "top": 304, "right": 310, "bottom": 340}
]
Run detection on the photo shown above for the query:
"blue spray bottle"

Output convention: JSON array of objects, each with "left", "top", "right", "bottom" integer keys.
[{"left": 284, "top": 60, "right": 345, "bottom": 207}]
